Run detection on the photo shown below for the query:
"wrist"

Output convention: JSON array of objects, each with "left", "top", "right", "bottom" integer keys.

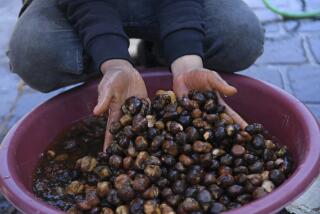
[
  {"left": 100, "top": 59, "right": 133, "bottom": 75},
  {"left": 171, "top": 55, "right": 203, "bottom": 76}
]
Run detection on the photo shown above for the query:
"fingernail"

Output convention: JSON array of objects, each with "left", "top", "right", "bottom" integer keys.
[{"left": 93, "top": 106, "right": 100, "bottom": 115}]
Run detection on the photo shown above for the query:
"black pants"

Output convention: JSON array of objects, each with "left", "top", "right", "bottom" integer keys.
[{"left": 8, "top": 0, "right": 264, "bottom": 92}]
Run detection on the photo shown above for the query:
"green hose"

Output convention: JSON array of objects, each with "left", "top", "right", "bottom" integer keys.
[{"left": 263, "top": 0, "right": 320, "bottom": 19}]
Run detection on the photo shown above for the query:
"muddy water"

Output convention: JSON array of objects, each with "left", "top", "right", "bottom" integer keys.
[{"left": 32, "top": 116, "right": 106, "bottom": 211}]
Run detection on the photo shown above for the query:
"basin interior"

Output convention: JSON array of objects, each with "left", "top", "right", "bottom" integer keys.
[{"left": 7, "top": 71, "right": 311, "bottom": 209}]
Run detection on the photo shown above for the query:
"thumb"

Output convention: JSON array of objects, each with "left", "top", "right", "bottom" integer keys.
[
  {"left": 173, "top": 77, "right": 189, "bottom": 98},
  {"left": 93, "top": 90, "right": 113, "bottom": 116},
  {"left": 103, "top": 104, "right": 122, "bottom": 151},
  {"left": 207, "top": 70, "right": 237, "bottom": 96},
  {"left": 217, "top": 94, "right": 248, "bottom": 129}
]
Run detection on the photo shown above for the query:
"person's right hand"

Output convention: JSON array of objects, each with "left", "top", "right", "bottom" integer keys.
[
  {"left": 171, "top": 55, "right": 248, "bottom": 129},
  {"left": 93, "top": 59, "right": 148, "bottom": 151}
]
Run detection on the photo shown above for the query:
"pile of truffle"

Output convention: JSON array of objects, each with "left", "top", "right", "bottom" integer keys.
[{"left": 34, "top": 90, "right": 293, "bottom": 214}]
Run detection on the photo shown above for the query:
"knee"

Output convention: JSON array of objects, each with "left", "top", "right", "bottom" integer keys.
[
  {"left": 8, "top": 18, "right": 80, "bottom": 93},
  {"left": 204, "top": 4, "right": 265, "bottom": 72},
  {"left": 9, "top": 29, "right": 58, "bottom": 92}
]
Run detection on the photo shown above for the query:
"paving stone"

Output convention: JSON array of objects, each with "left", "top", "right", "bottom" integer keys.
[
  {"left": 305, "top": 0, "right": 320, "bottom": 11},
  {"left": 287, "top": 176, "right": 320, "bottom": 214},
  {"left": 0, "top": 70, "right": 20, "bottom": 120},
  {"left": 0, "top": 87, "right": 59, "bottom": 143},
  {"left": 287, "top": 66, "right": 320, "bottom": 103},
  {"left": 0, "top": 0, "right": 20, "bottom": 74},
  {"left": 10, "top": 87, "right": 65, "bottom": 122},
  {"left": 283, "top": 20, "right": 302, "bottom": 32},
  {"left": 240, "top": 67, "right": 284, "bottom": 88},
  {"left": 263, "top": 22, "right": 281, "bottom": 33},
  {"left": 286, "top": 0, "right": 302, "bottom": 10},
  {"left": 306, "top": 104, "right": 320, "bottom": 119},
  {"left": 256, "top": 37, "right": 308, "bottom": 64},
  {"left": 0, "top": 132, "right": 6, "bottom": 144},
  {"left": 0, "top": 194, "right": 15, "bottom": 213},
  {"left": 297, "top": 21, "right": 320, "bottom": 32},
  {"left": 284, "top": 20, "right": 320, "bottom": 32},
  {"left": 5, "top": 84, "right": 79, "bottom": 134},
  {"left": 0, "top": 0, "right": 21, "bottom": 123},
  {"left": 254, "top": 9, "right": 282, "bottom": 23},
  {"left": 307, "top": 35, "right": 320, "bottom": 64},
  {"left": 243, "top": 0, "right": 289, "bottom": 9},
  {"left": 0, "top": 84, "right": 77, "bottom": 141}
]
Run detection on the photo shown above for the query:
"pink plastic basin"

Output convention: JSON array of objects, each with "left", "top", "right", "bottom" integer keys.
[{"left": 0, "top": 70, "right": 319, "bottom": 214}]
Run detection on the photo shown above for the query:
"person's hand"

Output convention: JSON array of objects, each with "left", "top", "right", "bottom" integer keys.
[
  {"left": 93, "top": 59, "right": 148, "bottom": 151},
  {"left": 171, "top": 55, "right": 248, "bottom": 128}
]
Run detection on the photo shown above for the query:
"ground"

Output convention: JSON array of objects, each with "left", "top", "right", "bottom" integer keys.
[{"left": 0, "top": 0, "right": 319, "bottom": 213}]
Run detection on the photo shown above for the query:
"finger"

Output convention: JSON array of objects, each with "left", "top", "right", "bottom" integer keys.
[
  {"left": 174, "top": 83, "right": 189, "bottom": 98},
  {"left": 103, "top": 106, "right": 122, "bottom": 151},
  {"left": 182, "top": 70, "right": 212, "bottom": 91},
  {"left": 217, "top": 94, "right": 248, "bottom": 129},
  {"left": 144, "top": 97, "right": 151, "bottom": 106},
  {"left": 207, "top": 70, "right": 237, "bottom": 96},
  {"left": 93, "top": 91, "right": 113, "bottom": 116},
  {"left": 173, "top": 74, "right": 190, "bottom": 97},
  {"left": 103, "top": 128, "right": 113, "bottom": 152}
]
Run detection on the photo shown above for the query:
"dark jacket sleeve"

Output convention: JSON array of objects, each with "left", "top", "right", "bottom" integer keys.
[
  {"left": 157, "top": 0, "right": 205, "bottom": 65},
  {"left": 57, "top": 0, "right": 131, "bottom": 71}
]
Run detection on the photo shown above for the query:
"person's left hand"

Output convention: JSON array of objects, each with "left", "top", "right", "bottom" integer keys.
[
  {"left": 93, "top": 59, "right": 148, "bottom": 151},
  {"left": 171, "top": 55, "right": 248, "bottom": 129}
]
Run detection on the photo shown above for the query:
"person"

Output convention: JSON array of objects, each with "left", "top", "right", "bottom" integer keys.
[{"left": 8, "top": 0, "right": 264, "bottom": 149}]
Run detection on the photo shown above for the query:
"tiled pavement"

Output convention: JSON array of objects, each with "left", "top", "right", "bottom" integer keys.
[{"left": 0, "top": 0, "right": 319, "bottom": 213}]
